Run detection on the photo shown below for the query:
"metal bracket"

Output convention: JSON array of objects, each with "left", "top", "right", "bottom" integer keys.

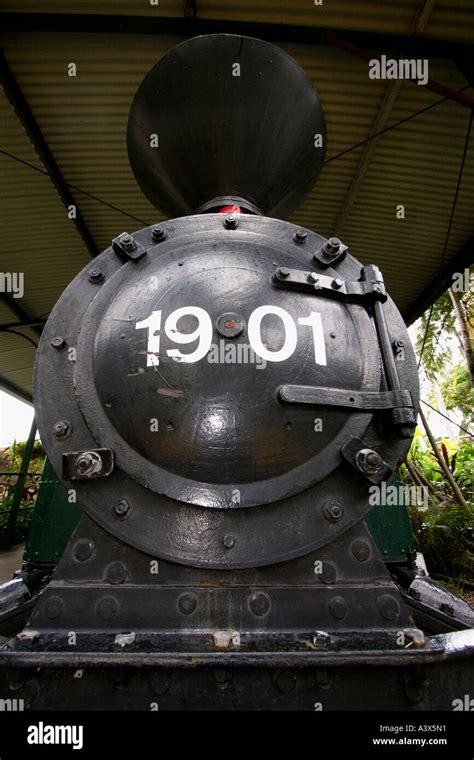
[
  {"left": 272, "top": 265, "right": 387, "bottom": 304},
  {"left": 62, "top": 448, "right": 114, "bottom": 481},
  {"left": 112, "top": 232, "right": 147, "bottom": 262},
  {"left": 341, "top": 438, "right": 393, "bottom": 485},
  {"left": 313, "top": 237, "right": 348, "bottom": 268},
  {"left": 278, "top": 385, "right": 414, "bottom": 411}
]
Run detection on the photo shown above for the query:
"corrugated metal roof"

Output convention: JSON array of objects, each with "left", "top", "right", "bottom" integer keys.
[
  {"left": 0, "top": 6, "right": 473, "bottom": 400},
  {"left": 1, "top": 0, "right": 472, "bottom": 42}
]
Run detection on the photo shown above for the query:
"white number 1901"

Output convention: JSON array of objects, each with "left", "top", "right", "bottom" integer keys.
[{"left": 135, "top": 305, "right": 326, "bottom": 367}]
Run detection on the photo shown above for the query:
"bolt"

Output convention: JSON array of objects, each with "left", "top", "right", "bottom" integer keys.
[
  {"left": 51, "top": 336, "right": 66, "bottom": 350},
  {"left": 45, "top": 596, "right": 64, "bottom": 620},
  {"left": 73, "top": 539, "right": 94, "bottom": 562},
  {"left": 75, "top": 451, "right": 102, "bottom": 477},
  {"left": 88, "top": 268, "right": 104, "bottom": 283},
  {"left": 356, "top": 448, "right": 383, "bottom": 475},
  {"left": 324, "top": 237, "right": 341, "bottom": 256},
  {"left": 106, "top": 561, "right": 127, "bottom": 585},
  {"left": 331, "top": 277, "right": 343, "bottom": 290},
  {"left": 178, "top": 593, "right": 197, "bottom": 615},
  {"left": 152, "top": 225, "right": 165, "bottom": 242},
  {"left": 278, "top": 267, "right": 290, "bottom": 278},
  {"left": 223, "top": 535, "right": 235, "bottom": 549},
  {"left": 294, "top": 229, "right": 308, "bottom": 244},
  {"left": 120, "top": 233, "right": 136, "bottom": 250},
  {"left": 276, "top": 671, "right": 297, "bottom": 693},
  {"left": 114, "top": 500, "right": 130, "bottom": 518},
  {"left": 249, "top": 592, "right": 270, "bottom": 617},
  {"left": 329, "top": 596, "right": 347, "bottom": 620},
  {"left": 52, "top": 420, "right": 71, "bottom": 439},
  {"left": 308, "top": 272, "right": 319, "bottom": 283},
  {"left": 378, "top": 594, "right": 400, "bottom": 621},
  {"left": 224, "top": 214, "right": 238, "bottom": 230},
  {"left": 323, "top": 502, "right": 343, "bottom": 523},
  {"left": 312, "top": 631, "right": 331, "bottom": 648},
  {"left": 351, "top": 539, "right": 371, "bottom": 562}
]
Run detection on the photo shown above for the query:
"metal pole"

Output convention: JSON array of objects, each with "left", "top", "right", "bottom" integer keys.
[{"left": 419, "top": 408, "right": 468, "bottom": 508}]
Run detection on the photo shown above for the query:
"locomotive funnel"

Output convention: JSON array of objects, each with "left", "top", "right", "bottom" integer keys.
[{"left": 127, "top": 34, "right": 326, "bottom": 218}]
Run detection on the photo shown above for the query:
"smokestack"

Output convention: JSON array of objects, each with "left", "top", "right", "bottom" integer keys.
[{"left": 127, "top": 34, "right": 326, "bottom": 219}]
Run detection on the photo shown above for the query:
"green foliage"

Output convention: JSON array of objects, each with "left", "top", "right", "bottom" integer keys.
[
  {"left": 409, "top": 431, "right": 473, "bottom": 501},
  {"left": 0, "top": 492, "right": 36, "bottom": 542},
  {"left": 409, "top": 500, "right": 474, "bottom": 582},
  {"left": 0, "top": 439, "right": 45, "bottom": 545},
  {"left": 438, "top": 362, "right": 474, "bottom": 429},
  {"left": 0, "top": 439, "right": 44, "bottom": 474},
  {"left": 406, "top": 431, "right": 473, "bottom": 581},
  {"left": 416, "top": 291, "right": 455, "bottom": 381}
]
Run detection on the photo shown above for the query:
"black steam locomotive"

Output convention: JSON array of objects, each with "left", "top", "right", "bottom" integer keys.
[{"left": 0, "top": 34, "right": 472, "bottom": 711}]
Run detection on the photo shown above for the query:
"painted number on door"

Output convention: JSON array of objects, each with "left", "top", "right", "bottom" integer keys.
[{"left": 135, "top": 306, "right": 327, "bottom": 367}]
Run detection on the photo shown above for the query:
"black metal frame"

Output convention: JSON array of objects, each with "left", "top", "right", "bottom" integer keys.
[{"left": 0, "top": 12, "right": 472, "bottom": 63}]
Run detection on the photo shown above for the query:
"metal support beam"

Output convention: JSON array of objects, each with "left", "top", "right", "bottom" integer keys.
[
  {"left": 0, "top": 49, "right": 98, "bottom": 259},
  {"left": 334, "top": 0, "right": 436, "bottom": 237},
  {"left": 334, "top": 81, "right": 401, "bottom": 236},
  {"left": 0, "top": 13, "right": 472, "bottom": 62},
  {"left": 0, "top": 294, "right": 42, "bottom": 338},
  {"left": 0, "top": 375, "right": 33, "bottom": 405},
  {"left": 0, "top": 319, "right": 46, "bottom": 331}
]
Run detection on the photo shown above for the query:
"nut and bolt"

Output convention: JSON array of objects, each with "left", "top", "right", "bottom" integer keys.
[
  {"left": 278, "top": 267, "right": 290, "bottom": 278},
  {"left": 356, "top": 448, "right": 383, "bottom": 475},
  {"left": 224, "top": 214, "right": 238, "bottom": 230},
  {"left": 75, "top": 451, "right": 103, "bottom": 477},
  {"left": 52, "top": 420, "right": 71, "bottom": 439},
  {"left": 88, "top": 268, "right": 104, "bottom": 283},
  {"left": 312, "top": 631, "right": 331, "bottom": 648},
  {"left": 114, "top": 500, "right": 130, "bottom": 518},
  {"left": 323, "top": 502, "right": 343, "bottom": 523},
  {"left": 51, "top": 336, "right": 66, "bottom": 350},
  {"left": 152, "top": 225, "right": 165, "bottom": 242},
  {"left": 294, "top": 229, "right": 308, "bottom": 245},
  {"left": 323, "top": 237, "right": 341, "bottom": 256},
  {"left": 331, "top": 277, "right": 343, "bottom": 290},
  {"left": 308, "top": 272, "right": 319, "bottom": 284},
  {"left": 120, "top": 233, "right": 136, "bottom": 251}
]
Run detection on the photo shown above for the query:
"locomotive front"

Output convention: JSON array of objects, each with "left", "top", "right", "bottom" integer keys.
[{"left": 1, "top": 34, "right": 473, "bottom": 711}]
